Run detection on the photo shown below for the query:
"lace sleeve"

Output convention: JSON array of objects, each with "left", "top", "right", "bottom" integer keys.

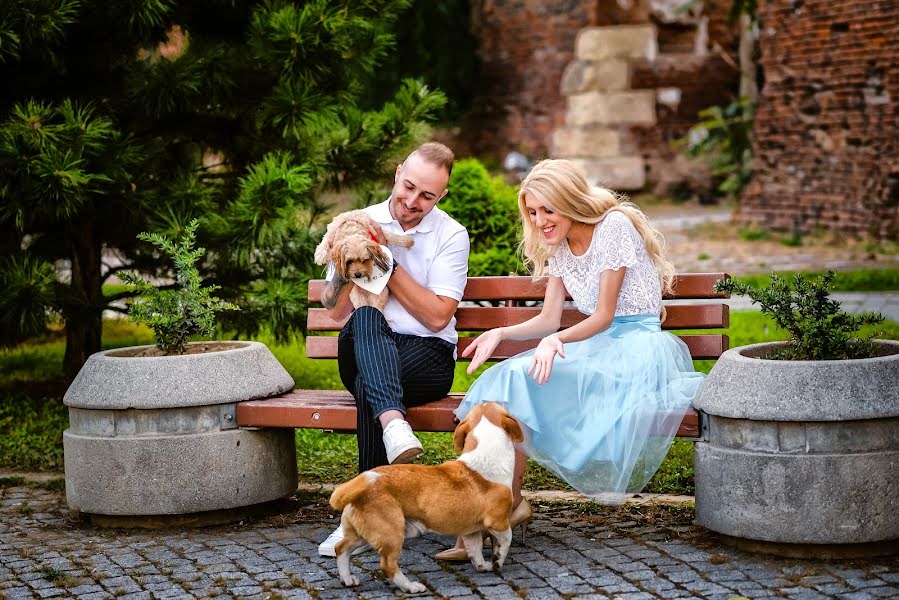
[
  {"left": 594, "top": 211, "right": 642, "bottom": 273},
  {"left": 546, "top": 252, "right": 560, "bottom": 277}
]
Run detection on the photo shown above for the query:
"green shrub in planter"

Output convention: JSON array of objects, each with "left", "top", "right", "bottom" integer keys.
[
  {"left": 715, "top": 270, "right": 884, "bottom": 360},
  {"left": 119, "top": 219, "right": 238, "bottom": 355}
]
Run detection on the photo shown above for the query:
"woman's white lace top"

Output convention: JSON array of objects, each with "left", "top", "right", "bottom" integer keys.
[{"left": 547, "top": 211, "right": 662, "bottom": 316}]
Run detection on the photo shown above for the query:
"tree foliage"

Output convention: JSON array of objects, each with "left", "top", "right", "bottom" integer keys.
[{"left": 0, "top": 0, "right": 445, "bottom": 378}]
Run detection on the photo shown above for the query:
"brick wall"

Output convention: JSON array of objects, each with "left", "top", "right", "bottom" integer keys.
[{"left": 739, "top": 1, "right": 899, "bottom": 237}]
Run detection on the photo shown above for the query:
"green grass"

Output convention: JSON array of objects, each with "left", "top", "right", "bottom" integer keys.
[
  {"left": 2, "top": 311, "right": 897, "bottom": 496},
  {"left": 734, "top": 268, "right": 899, "bottom": 293}
]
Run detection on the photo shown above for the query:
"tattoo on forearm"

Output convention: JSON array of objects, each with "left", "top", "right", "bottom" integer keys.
[{"left": 321, "top": 277, "right": 347, "bottom": 309}]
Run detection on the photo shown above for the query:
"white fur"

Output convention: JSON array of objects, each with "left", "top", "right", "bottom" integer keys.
[
  {"left": 364, "top": 471, "right": 382, "bottom": 482},
  {"left": 404, "top": 518, "right": 427, "bottom": 539},
  {"left": 458, "top": 416, "right": 515, "bottom": 489}
]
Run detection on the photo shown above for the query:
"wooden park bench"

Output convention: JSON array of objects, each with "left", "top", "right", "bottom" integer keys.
[{"left": 237, "top": 274, "right": 730, "bottom": 440}]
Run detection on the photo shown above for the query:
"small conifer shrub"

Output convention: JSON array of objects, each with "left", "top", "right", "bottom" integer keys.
[
  {"left": 715, "top": 271, "right": 885, "bottom": 360},
  {"left": 120, "top": 220, "right": 238, "bottom": 355}
]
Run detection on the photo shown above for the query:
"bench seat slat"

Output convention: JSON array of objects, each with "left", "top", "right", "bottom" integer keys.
[
  {"left": 307, "top": 303, "right": 729, "bottom": 332},
  {"left": 308, "top": 273, "right": 729, "bottom": 303},
  {"left": 236, "top": 392, "right": 702, "bottom": 438},
  {"left": 305, "top": 333, "right": 728, "bottom": 360}
]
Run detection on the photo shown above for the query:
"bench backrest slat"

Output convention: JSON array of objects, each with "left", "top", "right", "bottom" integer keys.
[
  {"left": 307, "top": 303, "right": 728, "bottom": 332},
  {"left": 308, "top": 273, "right": 729, "bottom": 303},
  {"left": 307, "top": 333, "right": 727, "bottom": 361},
  {"left": 305, "top": 272, "right": 730, "bottom": 361}
]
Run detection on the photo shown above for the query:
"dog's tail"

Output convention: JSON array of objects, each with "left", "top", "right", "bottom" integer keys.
[{"left": 329, "top": 474, "right": 369, "bottom": 510}]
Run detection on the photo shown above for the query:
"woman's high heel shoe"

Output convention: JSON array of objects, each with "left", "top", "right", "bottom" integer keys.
[
  {"left": 434, "top": 498, "right": 534, "bottom": 561},
  {"left": 509, "top": 498, "right": 533, "bottom": 542}
]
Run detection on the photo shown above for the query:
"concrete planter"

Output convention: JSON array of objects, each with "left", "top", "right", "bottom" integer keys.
[
  {"left": 63, "top": 341, "right": 298, "bottom": 518},
  {"left": 692, "top": 340, "right": 899, "bottom": 555}
]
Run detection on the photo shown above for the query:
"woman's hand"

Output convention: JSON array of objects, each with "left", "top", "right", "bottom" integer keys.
[
  {"left": 527, "top": 334, "right": 565, "bottom": 385},
  {"left": 462, "top": 328, "right": 505, "bottom": 374}
]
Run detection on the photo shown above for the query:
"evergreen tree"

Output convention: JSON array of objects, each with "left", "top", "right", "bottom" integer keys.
[{"left": 0, "top": 0, "right": 445, "bottom": 380}]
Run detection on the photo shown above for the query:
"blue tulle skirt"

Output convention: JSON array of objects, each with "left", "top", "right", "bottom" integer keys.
[{"left": 455, "top": 314, "right": 704, "bottom": 503}]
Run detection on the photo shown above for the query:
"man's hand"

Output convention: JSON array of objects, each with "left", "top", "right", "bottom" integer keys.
[{"left": 368, "top": 222, "right": 387, "bottom": 244}]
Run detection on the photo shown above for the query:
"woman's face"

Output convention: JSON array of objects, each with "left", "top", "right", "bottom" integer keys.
[{"left": 523, "top": 190, "right": 573, "bottom": 245}]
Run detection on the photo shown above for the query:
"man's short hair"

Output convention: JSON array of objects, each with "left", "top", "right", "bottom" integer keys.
[{"left": 410, "top": 142, "right": 455, "bottom": 177}]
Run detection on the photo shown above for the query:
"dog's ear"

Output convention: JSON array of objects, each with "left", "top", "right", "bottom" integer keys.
[
  {"left": 452, "top": 419, "right": 471, "bottom": 452},
  {"left": 330, "top": 244, "right": 347, "bottom": 279},
  {"left": 371, "top": 243, "right": 391, "bottom": 274},
  {"left": 313, "top": 228, "right": 333, "bottom": 266},
  {"left": 502, "top": 413, "right": 524, "bottom": 444}
]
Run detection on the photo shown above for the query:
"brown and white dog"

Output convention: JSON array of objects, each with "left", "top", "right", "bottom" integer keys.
[
  {"left": 313, "top": 209, "right": 414, "bottom": 312},
  {"left": 329, "top": 402, "right": 523, "bottom": 593}
]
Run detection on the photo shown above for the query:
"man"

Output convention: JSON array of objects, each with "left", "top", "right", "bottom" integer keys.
[{"left": 318, "top": 142, "right": 470, "bottom": 556}]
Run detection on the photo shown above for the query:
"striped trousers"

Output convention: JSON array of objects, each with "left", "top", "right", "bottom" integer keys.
[{"left": 338, "top": 306, "right": 455, "bottom": 472}]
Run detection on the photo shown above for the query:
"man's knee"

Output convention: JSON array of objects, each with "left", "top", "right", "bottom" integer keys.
[{"left": 349, "top": 306, "right": 391, "bottom": 336}]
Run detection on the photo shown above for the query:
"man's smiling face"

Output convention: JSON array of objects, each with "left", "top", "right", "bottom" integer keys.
[{"left": 388, "top": 153, "right": 449, "bottom": 231}]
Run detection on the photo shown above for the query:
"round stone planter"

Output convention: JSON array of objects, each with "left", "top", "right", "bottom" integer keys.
[
  {"left": 63, "top": 341, "right": 298, "bottom": 520},
  {"left": 692, "top": 340, "right": 899, "bottom": 556}
]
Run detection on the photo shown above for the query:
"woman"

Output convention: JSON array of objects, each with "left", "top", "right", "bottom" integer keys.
[{"left": 435, "top": 159, "right": 704, "bottom": 561}]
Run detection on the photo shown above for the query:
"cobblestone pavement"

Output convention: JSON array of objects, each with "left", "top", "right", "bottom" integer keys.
[{"left": 2, "top": 483, "right": 898, "bottom": 599}]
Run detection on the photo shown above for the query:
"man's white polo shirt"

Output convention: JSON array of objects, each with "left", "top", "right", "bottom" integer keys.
[{"left": 363, "top": 200, "right": 470, "bottom": 348}]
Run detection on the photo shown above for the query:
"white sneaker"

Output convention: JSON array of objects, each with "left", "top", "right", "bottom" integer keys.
[
  {"left": 382, "top": 419, "right": 423, "bottom": 464},
  {"left": 318, "top": 525, "right": 371, "bottom": 557}
]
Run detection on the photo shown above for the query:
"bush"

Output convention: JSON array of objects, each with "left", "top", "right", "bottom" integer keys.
[
  {"left": 441, "top": 159, "right": 522, "bottom": 276},
  {"left": 677, "top": 97, "right": 754, "bottom": 200},
  {"left": 716, "top": 271, "right": 886, "bottom": 360},
  {"left": 119, "top": 220, "right": 238, "bottom": 354}
]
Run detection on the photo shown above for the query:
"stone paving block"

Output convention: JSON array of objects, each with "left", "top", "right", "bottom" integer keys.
[
  {"left": 868, "top": 586, "right": 899, "bottom": 597},
  {"left": 3, "top": 588, "right": 35, "bottom": 600},
  {"left": 599, "top": 582, "right": 641, "bottom": 594},
  {"left": 521, "top": 587, "right": 564, "bottom": 600},
  {"left": 68, "top": 583, "right": 105, "bottom": 594},
  {"left": 523, "top": 559, "right": 570, "bottom": 578},
  {"left": 681, "top": 580, "right": 736, "bottom": 595},
  {"left": 653, "top": 590, "right": 695, "bottom": 598},
  {"left": 78, "top": 592, "right": 114, "bottom": 600},
  {"left": 705, "top": 568, "right": 748, "bottom": 582},
  {"left": 846, "top": 576, "right": 890, "bottom": 588},
  {"left": 430, "top": 584, "right": 474, "bottom": 596},
  {"left": 639, "top": 577, "right": 676, "bottom": 592},
  {"left": 621, "top": 569, "right": 657, "bottom": 581},
  {"left": 472, "top": 583, "right": 518, "bottom": 598}
]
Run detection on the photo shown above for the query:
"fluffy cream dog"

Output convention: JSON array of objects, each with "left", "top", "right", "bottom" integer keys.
[
  {"left": 329, "top": 402, "right": 523, "bottom": 593},
  {"left": 314, "top": 210, "right": 413, "bottom": 311}
]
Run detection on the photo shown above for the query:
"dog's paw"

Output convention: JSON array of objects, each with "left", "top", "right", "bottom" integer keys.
[
  {"left": 492, "top": 561, "right": 503, "bottom": 576},
  {"left": 341, "top": 575, "right": 360, "bottom": 587},
  {"left": 400, "top": 581, "right": 427, "bottom": 594},
  {"left": 475, "top": 561, "right": 493, "bottom": 573}
]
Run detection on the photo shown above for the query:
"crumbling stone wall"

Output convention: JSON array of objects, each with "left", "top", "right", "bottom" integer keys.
[
  {"left": 459, "top": 0, "right": 599, "bottom": 159},
  {"left": 461, "top": 0, "right": 739, "bottom": 195},
  {"left": 739, "top": 1, "right": 899, "bottom": 238}
]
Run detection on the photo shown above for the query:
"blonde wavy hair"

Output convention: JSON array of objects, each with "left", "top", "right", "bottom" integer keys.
[{"left": 517, "top": 159, "right": 677, "bottom": 296}]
